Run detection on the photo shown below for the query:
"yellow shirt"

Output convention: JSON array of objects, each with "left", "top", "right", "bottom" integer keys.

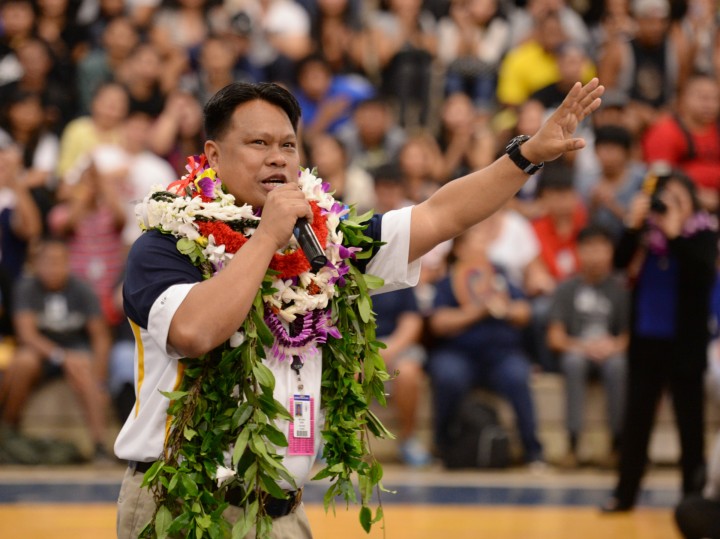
[
  {"left": 497, "top": 41, "right": 596, "bottom": 107},
  {"left": 56, "top": 117, "right": 123, "bottom": 178}
]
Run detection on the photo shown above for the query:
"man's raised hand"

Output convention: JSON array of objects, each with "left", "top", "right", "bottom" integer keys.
[{"left": 523, "top": 78, "right": 605, "bottom": 164}]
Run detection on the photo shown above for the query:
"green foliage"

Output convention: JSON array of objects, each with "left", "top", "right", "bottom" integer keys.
[{"left": 141, "top": 205, "right": 391, "bottom": 538}]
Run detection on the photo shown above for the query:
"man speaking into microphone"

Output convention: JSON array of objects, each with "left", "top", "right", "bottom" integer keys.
[{"left": 115, "top": 80, "right": 603, "bottom": 539}]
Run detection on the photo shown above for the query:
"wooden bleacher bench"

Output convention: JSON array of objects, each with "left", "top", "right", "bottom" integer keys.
[{"left": 14, "top": 372, "right": 720, "bottom": 465}]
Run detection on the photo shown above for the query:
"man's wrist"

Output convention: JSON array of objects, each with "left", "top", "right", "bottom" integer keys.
[{"left": 520, "top": 137, "right": 544, "bottom": 165}]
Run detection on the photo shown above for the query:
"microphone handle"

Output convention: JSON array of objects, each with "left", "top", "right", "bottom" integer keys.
[{"left": 293, "top": 218, "right": 327, "bottom": 272}]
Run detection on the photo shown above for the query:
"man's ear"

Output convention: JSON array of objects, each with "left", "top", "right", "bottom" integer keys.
[{"left": 205, "top": 140, "right": 220, "bottom": 171}]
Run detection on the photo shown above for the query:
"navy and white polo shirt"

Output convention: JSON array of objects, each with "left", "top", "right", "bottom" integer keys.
[{"left": 114, "top": 206, "right": 420, "bottom": 488}]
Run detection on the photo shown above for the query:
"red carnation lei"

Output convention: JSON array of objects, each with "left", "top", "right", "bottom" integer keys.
[{"left": 197, "top": 202, "right": 329, "bottom": 280}]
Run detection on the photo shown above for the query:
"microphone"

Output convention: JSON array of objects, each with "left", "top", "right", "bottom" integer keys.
[{"left": 293, "top": 218, "right": 327, "bottom": 272}]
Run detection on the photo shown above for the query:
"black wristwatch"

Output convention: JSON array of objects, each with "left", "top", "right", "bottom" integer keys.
[{"left": 505, "top": 135, "right": 544, "bottom": 174}]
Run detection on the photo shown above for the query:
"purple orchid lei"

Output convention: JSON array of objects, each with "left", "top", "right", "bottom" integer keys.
[
  {"left": 259, "top": 182, "right": 357, "bottom": 365},
  {"left": 646, "top": 211, "right": 718, "bottom": 256}
]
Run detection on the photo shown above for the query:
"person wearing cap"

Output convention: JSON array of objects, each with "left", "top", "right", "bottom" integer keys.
[{"left": 598, "top": 0, "right": 692, "bottom": 131}]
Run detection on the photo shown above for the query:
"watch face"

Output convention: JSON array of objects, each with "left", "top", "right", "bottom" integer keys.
[{"left": 506, "top": 135, "right": 529, "bottom": 152}]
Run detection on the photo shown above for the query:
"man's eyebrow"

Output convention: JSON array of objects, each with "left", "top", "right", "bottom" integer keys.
[{"left": 243, "top": 131, "right": 296, "bottom": 141}]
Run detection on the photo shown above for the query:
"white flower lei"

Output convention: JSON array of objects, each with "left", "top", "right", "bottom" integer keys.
[{"left": 136, "top": 168, "right": 349, "bottom": 326}]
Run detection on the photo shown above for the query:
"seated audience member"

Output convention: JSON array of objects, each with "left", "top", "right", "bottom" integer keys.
[
  {"left": 531, "top": 42, "right": 594, "bottom": 112},
  {"left": 436, "top": 92, "right": 496, "bottom": 181},
  {"left": 398, "top": 132, "right": 446, "bottom": 203},
  {"left": 56, "top": 82, "right": 129, "bottom": 181},
  {"left": 337, "top": 97, "right": 407, "bottom": 171},
  {"left": 75, "top": 111, "right": 177, "bottom": 248},
  {"left": 532, "top": 166, "right": 587, "bottom": 284},
  {"left": 436, "top": 0, "right": 510, "bottom": 111},
  {"left": 598, "top": 0, "right": 692, "bottom": 133},
  {"left": 179, "top": 36, "right": 250, "bottom": 106},
  {"left": 584, "top": 125, "right": 645, "bottom": 238},
  {"left": 76, "top": 18, "right": 139, "bottom": 116},
  {"left": 116, "top": 43, "right": 169, "bottom": 118},
  {"left": 547, "top": 225, "right": 629, "bottom": 468},
  {"left": 474, "top": 205, "right": 550, "bottom": 294},
  {"left": 0, "top": 143, "right": 43, "bottom": 282},
  {"left": 148, "top": 92, "right": 205, "bottom": 177},
  {"left": 371, "top": 163, "right": 412, "bottom": 214},
  {"left": 307, "top": 133, "right": 375, "bottom": 213},
  {"left": 507, "top": 0, "right": 591, "bottom": 48},
  {"left": 0, "top": 238, "right": 112, "bottom": 460},
  {"left": 1, "top": 38, "right": 76, "bottom": 134},
  {"left": 0, "top": 89, "right": 59, "bottom": 226},
  {"left": 642, "top": 73, "right": 720, "bottom": 212},
  {"left": 225, "top": 0, "right": 313, "bottom": 85},
  {"left": 359, "top": 0, "right": 437, "bottom": 127},
  {"left": 49, "top": 147, "right": 129, "bottom": 326},
  {"left": 374, "top": 287, "right": 431, "bottom": 467},
  {"left": 428, "top": 222, "right": 544, "bottom": 467},
  {"left": 293, "top": 53, "right": 374, "bottom": 139},
  {"left": 497, "top": 10, "right": 594, "bottom": 109}
]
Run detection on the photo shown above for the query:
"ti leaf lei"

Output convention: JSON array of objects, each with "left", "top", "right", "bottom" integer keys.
[{"left": 137, "top": 156, "right": 393, "bottom": 539}]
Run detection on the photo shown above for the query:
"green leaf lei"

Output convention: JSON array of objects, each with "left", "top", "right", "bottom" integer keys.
[{"left": 138, "top": 202, "right": 393, "bottom": 539}]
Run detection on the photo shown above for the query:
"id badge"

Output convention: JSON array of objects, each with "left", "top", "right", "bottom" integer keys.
[{"left": 288, "top": 394, "right": 315, "bottom": 456}]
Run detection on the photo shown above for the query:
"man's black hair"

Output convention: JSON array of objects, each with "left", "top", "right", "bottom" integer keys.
[
  {"left": 536, "top": 161, "right": 575, "bottom": 196},
  {"left": 594, "top": 125, "right": 633, "bottom": 151},
  {"left": 203, "top": 82, "right": 302, "bottom": 140},
  {"left": 577, "top": 223, "right": 614, "bottom": 245},
  {"left": 296, "top": 53, "right": 331, "bottom": 78},
  {"left": 371, "top": 162, "right": 404, "bottom": 185}
]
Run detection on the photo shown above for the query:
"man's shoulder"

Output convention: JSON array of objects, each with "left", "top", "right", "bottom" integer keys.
[
  {"left": 126, "top": 230, "right": 195, "bottom": 275},
  {"left": 129, "top": 229, "right": 181, "bottom": 253}
]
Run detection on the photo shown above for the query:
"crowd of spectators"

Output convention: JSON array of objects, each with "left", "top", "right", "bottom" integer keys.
[{"left": 0, "top": 0, "right": 719, "bottom": 522}]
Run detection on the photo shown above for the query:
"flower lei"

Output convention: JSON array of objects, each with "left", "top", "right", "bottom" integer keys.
[
  {"left": 137, "top": 156, "right": 392, "bottom": 539},
  {"left": 646, "top": 211, "right": 718, "bottom": 256}
]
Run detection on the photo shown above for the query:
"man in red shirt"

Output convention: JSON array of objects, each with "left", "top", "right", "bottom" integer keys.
[
  {"left": 643, "top": 73, "right": 720, "bottom": 211},
  {"left": 532, "top": 166, "right": 588, "bottom": 283}
]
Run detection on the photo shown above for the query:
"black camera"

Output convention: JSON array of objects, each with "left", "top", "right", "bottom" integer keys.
[
  {"left": 643, "top": 162, "right": 672, "bottom": 215},
  {"left": 650, "top": 194, "right": 668, "bottom": 214}
]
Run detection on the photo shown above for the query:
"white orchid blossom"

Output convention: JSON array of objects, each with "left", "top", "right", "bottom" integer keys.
[{"left": 215, "top": 465, "right": 236, "bottom": 487}]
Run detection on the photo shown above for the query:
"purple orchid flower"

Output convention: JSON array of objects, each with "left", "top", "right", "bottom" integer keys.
[{"left": 197, "top": 175, "right": 220, "bottom": 198}]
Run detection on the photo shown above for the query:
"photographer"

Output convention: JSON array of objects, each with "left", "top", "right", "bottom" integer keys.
[{"left": 603, "top": 167, "right": 718, "bottom": 512}]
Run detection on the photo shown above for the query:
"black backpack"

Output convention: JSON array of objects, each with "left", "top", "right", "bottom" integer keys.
[{"left": 441, "top": 394, "right": 511, "bottom": 470}]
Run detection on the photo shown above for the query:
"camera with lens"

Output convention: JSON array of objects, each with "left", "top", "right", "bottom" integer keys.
[{"left": 642, "top": 162, "right": 672, "bottom": 215}]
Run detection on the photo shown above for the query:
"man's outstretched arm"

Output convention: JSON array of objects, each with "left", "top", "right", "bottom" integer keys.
[{"left": 408, "top": 79, "right": 604, "bottom": 263}]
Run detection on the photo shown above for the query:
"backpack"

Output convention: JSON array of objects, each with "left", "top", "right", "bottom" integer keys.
[{"left": 441, "top": 393, "right": 511, "bottom": 469}]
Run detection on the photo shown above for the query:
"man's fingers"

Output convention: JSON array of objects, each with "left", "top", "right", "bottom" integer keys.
[{"left": 559, "top": 78, "right": 603, "bottom": 117}]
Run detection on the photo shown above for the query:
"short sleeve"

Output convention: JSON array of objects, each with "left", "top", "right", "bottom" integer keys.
[
  {"left": 123, "top": 230, "right": 203, "bottom": 329},
  {"left": 366, "top": 206, "right": 421, "bottom": 295}
]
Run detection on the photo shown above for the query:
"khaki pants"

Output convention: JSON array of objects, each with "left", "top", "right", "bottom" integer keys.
[{"left": 116, "top": 466, "right": 313, "bottom": 539}]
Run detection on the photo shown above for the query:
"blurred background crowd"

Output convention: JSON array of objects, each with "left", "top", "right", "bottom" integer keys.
[{"left": 0, "top": 0, "right": 720, "bottom": 524}]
